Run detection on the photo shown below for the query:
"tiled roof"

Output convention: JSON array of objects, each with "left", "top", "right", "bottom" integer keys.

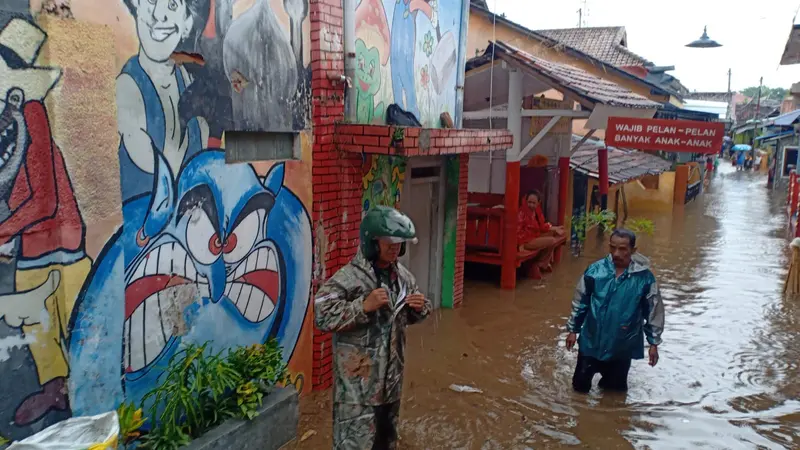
[
  {"left": 480, "top": 42, "right": 661, "bottom": 109},
  {"left": 536, "top": 27, "right": 650, "bottom": 68},
  {"left": 570, "top": 135, "right": 672, "bottom": 184}
]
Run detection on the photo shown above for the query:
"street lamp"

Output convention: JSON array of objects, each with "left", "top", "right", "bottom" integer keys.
[{"left": 686, "top": 26, "right": 722, "bottom": 48}]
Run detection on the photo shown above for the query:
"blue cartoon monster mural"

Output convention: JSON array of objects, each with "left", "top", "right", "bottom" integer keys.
[{"left": 67, "top": 149, "right": 312, "bottom": 415}]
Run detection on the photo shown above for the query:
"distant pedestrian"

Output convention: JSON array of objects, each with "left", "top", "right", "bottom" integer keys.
[
  {"left": 737, "top": 151, "right": 745, "bottom": 171},
  {"left": 315, "top": 206, "right": 431, "bottom": 449},
  {"left": 565, "top": 229, "right": 665, "bottom": 393}
]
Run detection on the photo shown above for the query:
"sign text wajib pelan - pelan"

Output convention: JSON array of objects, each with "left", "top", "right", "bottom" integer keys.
[{"left": 605, "top": 117, "right": 725, "bottom": 154}]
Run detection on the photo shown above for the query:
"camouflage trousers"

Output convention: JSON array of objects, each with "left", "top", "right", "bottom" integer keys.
[{"left": 333, "top": 401, "right": 400, "bottom": 450}]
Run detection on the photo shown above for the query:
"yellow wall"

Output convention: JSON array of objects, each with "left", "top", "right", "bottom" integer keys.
[
  {"left": 467, "top": 12, "right": 671, "bottom": 104},
  {"left": 625, "top": 172, "right": 676, "bottom": 212}
]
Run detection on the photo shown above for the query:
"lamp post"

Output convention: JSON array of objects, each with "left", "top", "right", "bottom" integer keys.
[{"left": 686, "top": 26, "right": 722, "bottom": 48}]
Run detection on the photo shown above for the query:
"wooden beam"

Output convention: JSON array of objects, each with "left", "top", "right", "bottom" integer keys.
[
  {"left": 570, "top": 129, "right": 597, "bottom": 155},
  {"left": 524, "top": 109, "right": 590, "bottom": 118},
  {"left": 507, "top": 69, "right": 523, "bottom": 161},
  {"left": 517, "top": 116, "right": 560, "bottom": 162},
  {"left": 463, "top": 108, "right": 590, "bottom": 121}
]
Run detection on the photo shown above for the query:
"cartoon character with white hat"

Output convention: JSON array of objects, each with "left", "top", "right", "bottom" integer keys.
[{"left": 0, "top": 17, "right": 91, "bottom": 427}]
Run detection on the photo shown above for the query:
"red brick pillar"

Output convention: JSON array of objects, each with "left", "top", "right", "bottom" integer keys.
[
  {"left": 453, "top": 154, "right": 469, "bottom": 307},
  {"left": 310, "top": 0, "right": 348, "bottom": 391}
]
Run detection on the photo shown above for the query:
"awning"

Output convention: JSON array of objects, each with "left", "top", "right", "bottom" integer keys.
[
  {"left": 569, "top": 135, "right": 672, "bottom": 184},
  {"left": 755, "top": 130, "right": 795, "bottom": 142},
  {"left": 464, "top": 41, "right": 661, "bottom": 130}
]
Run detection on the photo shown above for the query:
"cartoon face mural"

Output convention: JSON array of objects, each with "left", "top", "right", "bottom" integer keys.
[
  {"left": 69, "top": 150, "right": 312, "bottom": 415},
  {"left": 0, "top": 16, "right": 92, "bottom": 441},
  {"left": 354, "top": 0, "right": 461, "bottom": 127},
  {"left": 355, "top": 39, "right": 384, "bottom": 124}
]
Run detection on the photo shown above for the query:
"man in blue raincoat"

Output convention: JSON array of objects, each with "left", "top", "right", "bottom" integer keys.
[{"left": 565, "top": 229, "right": 665, "bottom": 393}]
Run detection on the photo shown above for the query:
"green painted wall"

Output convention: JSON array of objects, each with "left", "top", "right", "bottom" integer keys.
[{"left": 440, "top": 156, "right": 460, "bottom": 309}]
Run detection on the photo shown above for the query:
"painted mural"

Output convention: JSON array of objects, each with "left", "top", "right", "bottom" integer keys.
[
  {"left": 355, "top": 0, "right": 461, "bottom": 127},
  {"left": 0, "top": 0, "right": 313, "bottom": 442},
  {"left": 361, "top": 154, "right": 406, "bottom": 215},
  {"left": 0, "top": 15, "right": 88, "bottom": 440}
]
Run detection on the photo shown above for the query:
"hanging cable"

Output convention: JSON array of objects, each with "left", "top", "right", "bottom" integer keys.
[{"left": 486, "top": 0, "right": 498, "bottom": 193}]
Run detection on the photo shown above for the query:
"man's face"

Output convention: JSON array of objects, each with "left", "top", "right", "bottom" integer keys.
[
  {"left": 525, "top": 194, "right": 539, "bottom": 211},
  {"left": 377, "top": 239, "right": 401, "bottom": 265},
  {"left": 134, "top": 0, "right": 192, "bottom": 62},
  {"left": 609, "top": 235, "right": 635, "bottom": 268}
]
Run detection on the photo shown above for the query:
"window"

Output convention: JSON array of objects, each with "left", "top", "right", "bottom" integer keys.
[{"left": 224, "top": 131, "right": 298, "bottom": 163}]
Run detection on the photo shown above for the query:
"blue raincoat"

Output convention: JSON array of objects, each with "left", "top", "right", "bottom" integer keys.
[{"left": 567, "top": 254, "right": 664, "bottom": 361}]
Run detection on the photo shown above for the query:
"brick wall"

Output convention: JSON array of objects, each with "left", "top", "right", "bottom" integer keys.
[
  {"left": 454, "top": 154, "right": 469, "bottom": 307},
  {"left": 310, "top": 0, "right": 351, "bottom": 391}
]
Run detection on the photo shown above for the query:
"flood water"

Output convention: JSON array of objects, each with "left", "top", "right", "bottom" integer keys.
[{"left": 295, "top": 163, "right": 800, "bottom": 449}]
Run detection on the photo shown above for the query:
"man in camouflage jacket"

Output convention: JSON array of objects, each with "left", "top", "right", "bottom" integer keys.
[{"left": 315, "top": 206, "right": 432, "bottom": 449}]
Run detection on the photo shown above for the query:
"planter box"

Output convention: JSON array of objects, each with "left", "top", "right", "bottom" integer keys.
[{"left": 182, "top": 387, "right": 299, "bottom": 450}]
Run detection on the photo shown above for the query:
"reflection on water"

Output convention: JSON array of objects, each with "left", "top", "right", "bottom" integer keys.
[{"left": 297, "top": 164, "right": 800, "bottom": 449}]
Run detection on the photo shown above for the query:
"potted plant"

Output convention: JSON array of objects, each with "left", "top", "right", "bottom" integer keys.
[{"left": 124, "top": 340, "right": 297, "bottom": 450}]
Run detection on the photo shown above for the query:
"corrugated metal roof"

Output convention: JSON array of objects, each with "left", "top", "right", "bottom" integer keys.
[
  {"left": 755, "top": 130, "right": 795, "bottom": 142},
  {"left": 772, "top": 109, "right": 800, "bottom": 126},
  {"left": 535, "top": 27, "right": 650, "bottom": 68},
  {"left": 474, "top": 42, "right": 661, "bottom": 110},
  {"left": 569, "top": 135, "right": 672, "bottom": 184}
]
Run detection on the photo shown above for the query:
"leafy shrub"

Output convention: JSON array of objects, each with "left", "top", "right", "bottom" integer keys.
[
  {"left": 117, "top": 402, "right": 146, "bottom": 445},
  {"left": 571, "top": 210, "right": 654, "bottom": 255},
  {"left": 138, "top": 340, "right": 287, "bottom": 450}
]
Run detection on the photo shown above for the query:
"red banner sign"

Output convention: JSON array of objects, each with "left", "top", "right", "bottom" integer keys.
[{"left": 606, "top": 117, "right": 725, "bottom": 153}]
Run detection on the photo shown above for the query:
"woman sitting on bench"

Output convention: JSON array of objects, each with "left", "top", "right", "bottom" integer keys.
[{"left": 517, "top": 190, "right": 564, "bottom": 275}]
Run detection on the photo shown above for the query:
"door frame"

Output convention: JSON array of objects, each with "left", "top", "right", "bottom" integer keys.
[
  {"left": 782, "top": 146, "right": 799, "bottom": 178},
  {"left": 400, "top": 156, "right": 446, "bottom": 308}
]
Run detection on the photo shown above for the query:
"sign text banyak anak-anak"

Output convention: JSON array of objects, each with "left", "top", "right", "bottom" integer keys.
[{"left": 605, "top": 117, "right": 725, "bottom": 153}]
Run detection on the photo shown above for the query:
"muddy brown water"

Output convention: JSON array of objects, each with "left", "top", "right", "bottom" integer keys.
[{"left": 295, "top": 164, "right": 800, "bottom": 449}]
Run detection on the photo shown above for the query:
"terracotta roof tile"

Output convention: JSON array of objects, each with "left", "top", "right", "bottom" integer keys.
[
  {"left": 536, "top": 27, "right": 650, "bottom": 68},
  {"left": 492, "top": 42, "right": 661, "bottom": 109},
  {"left": 570, "top": 135, "right": 671, "bottom": 183}
]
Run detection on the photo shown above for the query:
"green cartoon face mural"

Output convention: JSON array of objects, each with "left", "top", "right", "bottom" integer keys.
[
  {"left": 355, "top": 39, "right": 385, "bottom": 124},
  {"left": 356, "top": 39, "right": 381, "bottom": 96}
]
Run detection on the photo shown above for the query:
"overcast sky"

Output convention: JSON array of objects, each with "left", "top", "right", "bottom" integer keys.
[{"left": 487, "top": 0, "right": 800, "bottom": 92}]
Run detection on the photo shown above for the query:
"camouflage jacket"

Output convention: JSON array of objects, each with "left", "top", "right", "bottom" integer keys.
[{"left": 314, "top": 250, "right": 432, "bottom": 405}]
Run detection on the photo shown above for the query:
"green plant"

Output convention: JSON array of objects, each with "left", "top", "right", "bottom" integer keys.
[
  {"left": 392, "top": 127, "right": 405, "bottom": 143},
  {"left": 227, "top": 341, "right": 288, "bottom": 390},
  {"left": 572, "top": 209, "right": 617, "bottom": 244},
  {"left": 0, "top": 435, "right": 9, "bottom": 446},
  {"left": 138, "top": 340, "right": 286, "bottom": 449},
  {"left": 571, "top": 209, "right": 654, "bottom": 255},
  {"left": 118, "top": 402, "right": 147, "bottom": 445},
  {"left": 625, "top": 217, "right": 655, "bottom": 236}
]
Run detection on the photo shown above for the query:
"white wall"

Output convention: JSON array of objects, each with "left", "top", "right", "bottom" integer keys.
[{"left": 468, "top": 151, "right": 507, "bottom": 193}]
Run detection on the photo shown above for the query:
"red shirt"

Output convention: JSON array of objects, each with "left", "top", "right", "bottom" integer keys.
[
  {"left": 517, "top": 205, "right": 551, "bottom": 243},
  {"left": 0, "top": 101, "right": 85, "bottom": 259}
]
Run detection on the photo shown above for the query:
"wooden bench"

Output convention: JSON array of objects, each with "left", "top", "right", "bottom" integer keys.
[{"left": 464, "top": 199, "right": 565, "bottom": 279}]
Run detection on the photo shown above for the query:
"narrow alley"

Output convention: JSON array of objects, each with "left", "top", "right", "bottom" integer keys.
[{"left": 297, "top": 164, "right": 800, "bottom": 449}]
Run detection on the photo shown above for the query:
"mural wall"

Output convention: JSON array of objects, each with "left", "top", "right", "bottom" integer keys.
[
  {"left": 0, "top": 0, "right": 313, "bottom": 442},
  {"left": 355, "top": 0, "right": 462, "bottom": 127},
  {"left": 361, "top": 154, "right": 406, "bottom": 215}
]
